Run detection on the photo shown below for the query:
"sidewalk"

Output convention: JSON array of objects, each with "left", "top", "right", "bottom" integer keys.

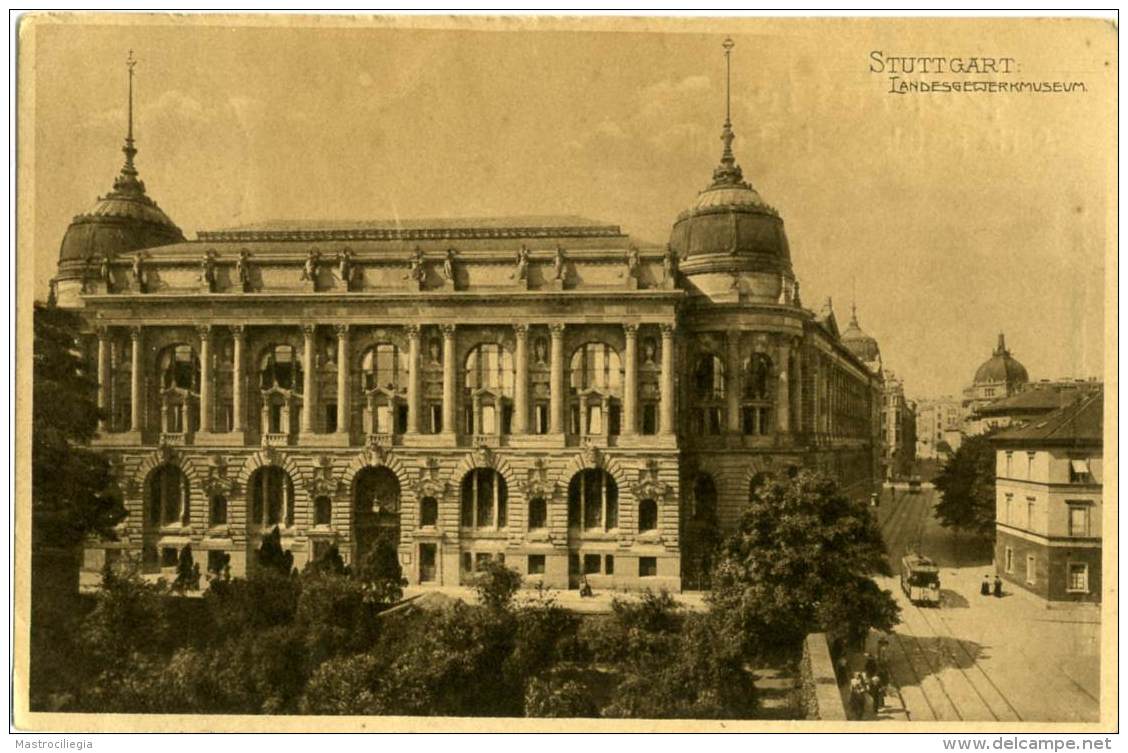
[{"left": 837, "top": 631, "right": 911, "bottom": 722}]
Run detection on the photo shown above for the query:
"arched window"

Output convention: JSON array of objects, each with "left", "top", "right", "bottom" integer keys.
[
  {"left": 353, "top": 467, "right": 401, "bottom": 561},
  {"left": 159, "top": 344, "right": 200, "bottom": 391},
  {"left": 148, "top": 465, "right": 189, "bottom": 528},
  {"left": 465, "top": 344, "right": 514, "bottom": 394},
  {"left": 569, "top": 343, "right": 622, "bottom": 392},
  {"left": 210, "top": 494, "right": 228, "bottom": 526},
  {"left": 313, "top": 495, "right": 332, "bottom": 526},
  {"left": 464, "top": 345, "right": 515, "bottom": 435},
  {"left": 460, "top": 468, "right": 508, "bottom": 529},
  {"left": 419, "top": 496, "right": 439, "bottom": 527},
  {"left": 259, "top": 345, "right": 302, "bottom": 392},
  {"left": 741, "top": 353, "right": 773, "bottom": 435},
  {"left": 638, "top": 498, "right": 658, "bottom": 532},
  {"left": 362, "top": 344, "right": 409, "bottom": 392},
  {"left": 692, "top": 473, "right": 718, "bottom": 524},
  {"left": 362, "top": 345, "right": 409, "bottom": 434},
  {"left": 528, "top": 496, "right": 547, "bottom": 530},
  {"left": 692, "top": 354, "right": 725, "bottom": 435},
  {"left": 567, "top": 469, "right": 618, "bottom": 531},
  {"left": 249, "top": 466, "right": 294, "bottom": 528},
  {"left": 568, "top": 343, "right": 623, "bottom": 436}
]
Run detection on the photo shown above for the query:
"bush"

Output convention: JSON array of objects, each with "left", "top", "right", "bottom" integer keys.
[
  {"left": 524, "top": 672, "right": 600, "bottom": 718},
  {"left": 354, "top": 533, "right": 406, "bottom": 605},
  {"left": 257, "top": 526, "right": 295, "bottom": 576},
  {"left": 474, "top": 558, "right": 523, "bottom": 612}
]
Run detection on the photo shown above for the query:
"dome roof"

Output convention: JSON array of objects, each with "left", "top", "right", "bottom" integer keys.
[
  {"left": 58, "top": 165, "right": 184, "bottom": 272},
  {"left": 55, "top": 61, "right": 185, "bottom": 278},
  {"left": 669, "top": 119, "right": 791, "bottom": 276},
  {"left": 974, "top": 334, "right": 1029, "bottom": 385},
  {"left": 841, "top": 305, "right": 881, "bottom": 363}
]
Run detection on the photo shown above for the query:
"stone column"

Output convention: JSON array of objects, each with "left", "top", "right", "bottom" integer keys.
[
  {"left": 336, "top": 324, "right": 351, "bottom": 436},
  {"left": 198, "top": 325, "right": 214, "bottom": 432},
  {"left": 109, "top": 339, "right": 119, "bottom": 430},
  {"left": 231, "top": 326, "right": 245, "bottom": 432},
  {"left": 301, "top": 324, "right": 317, "bottom": 434},
  {"left": 549, "top": 323, "right": 564, "bottom": 434},
  {"left": 791, "top": 342, "right": 803, "bottom": 434},
  {"left": 96, "top": 327, "right": 110, "bottom": 433},
  {"left": 622, "top": 324, "right": 638, "bottom": 437},
  {"left": 659, "top": 323, "right": 676, "bottom": 435},
  {"left": 130, "top": 327, "right": 143, "bottom": 432},
  {"left": 441, "top": 324, "right": 456, "bottom": 436},
  {"left": 405, "top": 325, "right": 420, "bottom": 434},
  {"left": 776, "top": 341, "right": 791, "bottom": 433},
  {"left": 513, "top": 324, "right": 528, "bottom": 434},
  {"left": 726, "top": 330, "right": 741, "bottom": 434}
]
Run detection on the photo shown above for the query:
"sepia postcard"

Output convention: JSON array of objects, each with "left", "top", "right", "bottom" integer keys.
[{"left": 12, "top": 12, "right": 1118, "bottom": 734}]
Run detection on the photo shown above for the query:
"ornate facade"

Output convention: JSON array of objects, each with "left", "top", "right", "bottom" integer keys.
[{"left": 56, "top": 50, "right": 881, "bottom": 591}]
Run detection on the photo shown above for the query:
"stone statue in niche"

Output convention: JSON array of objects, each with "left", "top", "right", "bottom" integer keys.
[
  {"left": 511, "top": 244, "right": 530, "bottom": 281},
  {"left": 235, "top": 249, "right": 252, "bottom": 292},
  {"left": 199, "top": 249, "right": 217, "bottom": 293},
  {"left": 642, "top": 337, "right": 657, "bottom": 365},
  {"left": 533, "top": 336, "right": 548, "bottom": 365},
  {"left": 428, "top": 336, "right": 442, "bottom": 364}
]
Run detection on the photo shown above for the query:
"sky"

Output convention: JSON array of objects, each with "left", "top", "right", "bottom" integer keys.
[{"left": 24, "top": 16, "right": 1114, "bottom": 398}]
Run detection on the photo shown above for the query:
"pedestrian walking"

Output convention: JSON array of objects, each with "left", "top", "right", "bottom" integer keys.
[
  {"left": 993, "top": 575, "right": 1003, "bottom": 598},
  {"left": 869, "top": 672, "right": 885, "bottom": 713},
  {"left": 981, "top": 574, "right": 991, "bottom": 596},
  {"left": 849, "top": 672, "right": 867, "bottom": 720}
]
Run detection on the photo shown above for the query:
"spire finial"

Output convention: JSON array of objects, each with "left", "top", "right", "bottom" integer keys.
[
  {"left": 114, "top": 50, "right": 144, "bottom": 195},
  {"left": 996, "top": 332, "right": 1008, "bottom": 355},
  {"left": 712, "top": 37, "right": 744, "bottom": 187}
]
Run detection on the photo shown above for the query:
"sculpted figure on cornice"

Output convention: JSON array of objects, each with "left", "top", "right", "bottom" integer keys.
[
  {"left": 553, "top": 244, "right": 566, "bottom": 281},
  {"left": 236, "top": 250, "right": 252, "bottom": 292},
  {"left": 512, "top": 244, "right": 530, "bottom": 281},
  {"left": 302, "top": 249, "right": 320, "bottom": 283},
  {"left": 406, "top": 246, "right": 425, "bottom": 283},
  {"left": 200, "top": 249, "right": 217, "bottom": 293}
]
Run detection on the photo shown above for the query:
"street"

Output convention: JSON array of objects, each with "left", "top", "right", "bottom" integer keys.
[{"left": 873, "top": 484, "right": 1101, "bottom": 722}]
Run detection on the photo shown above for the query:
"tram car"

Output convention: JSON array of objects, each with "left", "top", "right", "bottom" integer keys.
[{"left": 900, "top": 553, "right": 941, "bottom": 606}]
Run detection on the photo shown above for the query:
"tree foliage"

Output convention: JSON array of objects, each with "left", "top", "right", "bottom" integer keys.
[
  {"left": 32, "top": 303, "right": 125, "bottom": 551},
  {"left": 353, "top": 531, "right": 406, "bottom": 604},
  {"left": 933, "top": 433, "right": 997, "bottom": 538},
  {"left": 708, "top": 470, "right": 899, "bottom": 656},
  {"left": 256, "top": 526, "right": 295, "bottom": 576},
  {"left": 474, "top": 558, "right": 523, "bottom": 612}
]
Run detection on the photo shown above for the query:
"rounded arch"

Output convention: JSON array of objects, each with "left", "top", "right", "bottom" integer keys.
[
  {"left": 257, "top": 343, "right": 303, "bottom": 391},
  {"left": 692, "top": 352, "right": 726, "bottom": 401},
  {"left": 557, "top": 450, "right": 630, "bottom": 495},
  {"left": 360, "top": 343, "right": 409, "bottom": 392},
  {"left": 134, "top": 447, "right": 203, "bottom": 493},
  {"left": 568, "top": 341, "right": 622, "bottom": 392},
  {"left": 451, "top": 449, "right": 518, "bottom": 495},
  {"left": 463, "top": 342, "right": 515, "bottom": 395},
  {"left": 341, "top": 448, "right": 411, "bottom": 493},
  {"left": 234, "top": 448, "right": 305, "bottom": 488},
  {"left": 155, "top": 343, "right": 200, "bottom": 391},
  {"left": 741, "top": 456, "right": 777, "bottom": 498},
  {"left": 566, "top": 467, "right": 620, "bottom": 531},
  {"left": 145, "top": 463, "right": 191, "bottom": 528},
  {"left": 353, "top": 465, "right": 403, "bottom": 560}
]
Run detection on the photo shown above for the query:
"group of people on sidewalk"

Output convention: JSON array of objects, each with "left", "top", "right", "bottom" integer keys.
[
  {"left": 981, "top": 574, "right": 1004, "bottom": 597},
  {"left": 836, "top": 637, "right": 891, "bottom": 721}
]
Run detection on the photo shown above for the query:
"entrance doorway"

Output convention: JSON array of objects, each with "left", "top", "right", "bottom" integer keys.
[{"left": 353, "top": 466, "right": 401, "bottom": 565}]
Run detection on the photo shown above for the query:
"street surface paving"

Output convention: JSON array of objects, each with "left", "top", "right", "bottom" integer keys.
[{"left": 873, "top": 484, "right": 1100, "bottom": 723}]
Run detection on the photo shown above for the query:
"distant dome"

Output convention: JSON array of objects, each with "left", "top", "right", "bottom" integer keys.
[
  {"left": 841, "top": 306, "right": 881, "bottom": 363},
  {"left": 974, "top": 334, "right": 1029, "bottom": 385}
]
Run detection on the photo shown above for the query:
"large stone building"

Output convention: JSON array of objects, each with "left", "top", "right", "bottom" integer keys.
[
  {"left": 54, "top": 52, "right": 881, "bottom": 592},
  {"left": 880, "top": 372, "right": 916, "bottom": 481},
  {"left": 963, "top": 333, "right": 1030, "bottom": 434},
  {"left": 992, "top": 388, "right": 1103, "bottom": 603}
]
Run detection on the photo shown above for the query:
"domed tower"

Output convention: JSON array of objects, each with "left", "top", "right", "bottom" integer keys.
[
  {"left": 963, "top": 333, "right": 1030, "bottom": 431},
  {"left": 840, "top": 303, "right": 882, "bottom": 376},
  {"left": 669, "top": 39, "right": 795, "bottom": 304},
  {"left": 53, "top": 52, "right": 184, "bottom": 306},
  {"left": 973, "top": 333, "right": 1029, "bottom": 389}
]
